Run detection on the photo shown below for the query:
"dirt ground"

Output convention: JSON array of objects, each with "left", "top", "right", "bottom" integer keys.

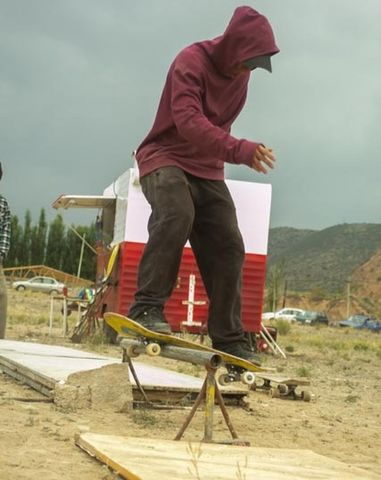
[{"left": 1, "top": 289, "right": 381, "bottom": 479}]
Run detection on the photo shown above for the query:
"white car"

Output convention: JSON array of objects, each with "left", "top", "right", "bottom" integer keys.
[
  {"left": 262, "top": 308, "right": 305, "bottom": 322},
  {"left": 12, "top": 276, "right": 66, "bottom": 295}
]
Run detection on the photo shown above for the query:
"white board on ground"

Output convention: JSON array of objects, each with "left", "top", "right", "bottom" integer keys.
[{"left": 0, "top": 339, "right": 205, "bottom": 389}]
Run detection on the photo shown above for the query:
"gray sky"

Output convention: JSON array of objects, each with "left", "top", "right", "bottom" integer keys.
[{"left": 1, "top": 0, "right": 380, "bottom": 229}]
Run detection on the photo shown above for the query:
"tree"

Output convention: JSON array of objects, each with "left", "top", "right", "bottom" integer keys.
[
  {"left": 5, "top": 209, "right": 96, "bottom": 279},
  {"left": 61, "top": 226, "right": 80, "bottom": 276},
  {"left": 5, "top": 215, "right": 23, "bottom": 267},
  {"left": 265, "top": 260, "right": 286, "bottom": 312},
  {"left": 18, "top": 210, "right": 32, "bottom": 265},
  {"left": 62, "top": 224, "right": 97, "bottom": 280},
  {"left": 80, "top": 223, "right": 97, "bottom": 280},
  {"left": 45, "top": 214, "right": 66, "bottom": 270},
  {"left": 30, "top": 209, "right": 48, "bottom": 265}
]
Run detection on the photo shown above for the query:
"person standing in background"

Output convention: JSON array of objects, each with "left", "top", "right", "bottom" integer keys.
[{"left": 0, "top": 163, "right": 11, "bottom": 338}]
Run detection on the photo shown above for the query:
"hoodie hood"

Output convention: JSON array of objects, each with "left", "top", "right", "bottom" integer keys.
[
  {"left": 199, "top": 6, "right": 279, "bottom": 76},
  {"left": 136, "top": 6, "right": 279, "bottom": 180}
]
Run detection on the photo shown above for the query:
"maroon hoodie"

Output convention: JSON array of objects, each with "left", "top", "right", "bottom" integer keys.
[{"left": 136, "top": 6, "right": 279, "bottom": 180}]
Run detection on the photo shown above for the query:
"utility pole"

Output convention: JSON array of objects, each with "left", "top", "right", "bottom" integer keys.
[
  {"left": 346, "top": 280, "right": 351, "bottom": 318},
  {"left": 77, "top": 233, "right": 86, "bottom": 278},
  {"left": 282, "top": 280, "right": 288, "bottom": 308},
  {"left": 272, "top": 270, "right": 277, "bottom": 312}
]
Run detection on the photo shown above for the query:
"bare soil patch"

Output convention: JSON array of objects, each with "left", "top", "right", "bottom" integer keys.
[{"left": 1, "top": 289, "right": 381, "bottom": 479}]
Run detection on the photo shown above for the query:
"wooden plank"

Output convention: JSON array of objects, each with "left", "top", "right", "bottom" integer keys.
[
  {"left": 76, "top": 433, "right": 380, "bottom": 480},
  {"left": 52, "top": 194, "right": 115, "bottom": 209},
  {"left": 0, "top": 360, "right": 54, "bottom": 397}
]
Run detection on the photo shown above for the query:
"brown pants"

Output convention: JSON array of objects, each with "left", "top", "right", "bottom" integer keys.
[
  {"left": 129, "top": 166, "right": 246, "bottom": 347},
  {"left": 0, "top": 265, "right": 7, "bottom": 338}
]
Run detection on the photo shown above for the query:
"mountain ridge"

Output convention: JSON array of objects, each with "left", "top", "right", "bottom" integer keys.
[{"left": 266, "top": 223, "right": 381, "bottom": 293}]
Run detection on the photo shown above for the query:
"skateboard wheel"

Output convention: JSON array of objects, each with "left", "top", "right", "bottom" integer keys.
[
  {"left": 241, "top": 371, "right": 255, "bottom": 385},
  {"left": 146, "top": 342, "right": 161, "bottom": 356},
  {"left": 302, "top": 390, "right": 312, "bottom": 402},
  {"left": 218, "top": 374, "right": 234, "bottom": 386},
  {"left": 278, "top": 383, "right": 288, "bottom": 394},
  {"left": 269, "top": 387, "right": 280, "bottom": 398},
  {"left": 126, "top": 345, "right": 139, "bottom": 358}
]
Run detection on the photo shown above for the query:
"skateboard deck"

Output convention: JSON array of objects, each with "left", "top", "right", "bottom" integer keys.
[
  {"left": 104, "top": 312, "right": 270, "bottom": 384},
  {"left": 253, "top": 372, "right": 312, "bottom": 401}
]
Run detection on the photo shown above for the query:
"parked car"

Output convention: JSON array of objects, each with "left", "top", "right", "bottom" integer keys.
[
  {"left": 12, "top": 276, "right": 66, "bottom": 295},
  {"left": 339, "top": 314, "right": 381, "bottom": 332},
  {"left": 295, "top": 310, "right": 329, "bottom": 325},
  {"left": 262, "top": 308, "right": 305, "bottom": 322}
]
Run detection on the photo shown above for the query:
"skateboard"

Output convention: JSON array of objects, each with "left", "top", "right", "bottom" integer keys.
[
  {"left": 252, "top": 372, "right": 312, "bottom": 401},
  {"left": 104, "top": 312, "right": 270, "bottom": 386}
]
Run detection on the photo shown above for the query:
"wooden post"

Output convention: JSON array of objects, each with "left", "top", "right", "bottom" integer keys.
[
  {"left": 77, "top": 233, "right": 86, "bottom": 278},
  {"left": 62, "top": 297, "right": 68, "bottom": 336},
  {"left": 181, "top": 274, "right": 205, "bottom": 329},
  {"left": 49, "top": 296, "right": 54, "bottom": 336}
]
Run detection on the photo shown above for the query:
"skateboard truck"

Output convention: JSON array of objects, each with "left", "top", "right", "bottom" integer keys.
[{"left": 218, "top": 366, "right": 255, "bottom": 387}]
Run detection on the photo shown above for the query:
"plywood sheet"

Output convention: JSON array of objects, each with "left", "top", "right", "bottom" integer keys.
[
  {"left": 0, "top": 340, "right": 203, "bottom": 389},
  {"left": 77, "top": 433, "right": 380, "bottom": 480},
  {"left": 0, "top": 340, "right": 244, "bottom": 395}
]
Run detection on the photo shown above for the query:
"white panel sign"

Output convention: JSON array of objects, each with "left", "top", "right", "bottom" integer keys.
[
  {"left": 122, "top": 170, "right": 272, "bottom": 255},
  {"left": 226, "top": 179, "right": 272, "bottom": 255}
]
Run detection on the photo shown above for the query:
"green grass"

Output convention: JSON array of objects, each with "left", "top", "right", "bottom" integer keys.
[
  {"left": 345, "top": 394, "right": 360, "bottom": 404},
  {"left": 294, "top": 328, "right": 380, "bottom": 355},
  {"left": 9, "top": 313, "right": 53, "bottom": 326},
  {"left": 84, "top": 331, "right": 109, "bottom": 347},
  {"left": 273, "top": 319, "right": 291, "bottom": 335},
  {"left": 296, "top": 365, "right": 312, "bottom": 378},
  {"left": 132, "top": 410, "right": 157, "bottom": 427}
]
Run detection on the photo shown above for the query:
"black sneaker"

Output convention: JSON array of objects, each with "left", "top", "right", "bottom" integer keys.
[
  {"left": 129, "top": 306, "right": 172, "bottom": 334},
  {"left": 214, "top": 341, "right": 262, "bottom": 366}
]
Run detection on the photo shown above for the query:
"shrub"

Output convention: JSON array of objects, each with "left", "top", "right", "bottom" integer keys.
[
  {"left": 274, "top": 319, "right": 291, "bottom": 335},
  {"left": 296, "top": 366, "right": 311, "bottom": 377},
  {"left": 353, "top": 341, "right": 370, "bottom": 352}
]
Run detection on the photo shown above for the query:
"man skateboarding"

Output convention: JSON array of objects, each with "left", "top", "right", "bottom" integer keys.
[{"left": 128, "top": 6, "right": 279, "bottom": 365}]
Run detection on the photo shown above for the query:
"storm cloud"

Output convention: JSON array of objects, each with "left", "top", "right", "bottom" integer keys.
[{"left": 1, "top": 0, "right": 380, "bottom": 228}]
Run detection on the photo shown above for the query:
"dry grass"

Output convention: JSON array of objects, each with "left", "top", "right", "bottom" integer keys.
[{"left": 3, "top": 287, "right": 381, "bottom": 477}]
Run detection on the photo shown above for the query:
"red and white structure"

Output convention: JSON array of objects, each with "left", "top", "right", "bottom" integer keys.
[{"left": 53, "top": 167, "right": 272, "bottom": 335}]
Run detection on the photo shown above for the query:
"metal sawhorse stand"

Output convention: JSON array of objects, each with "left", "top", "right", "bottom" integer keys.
[{"left": 120, "top": 339, "right": 250, "bottom": 445}]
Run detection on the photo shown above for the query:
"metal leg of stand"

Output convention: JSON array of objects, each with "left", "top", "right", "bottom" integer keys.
[
  {"left": 203, "top": 366, "right": 216, "bottom": 442},
  {"left": 214, "top": 384, "right": 239, "bottom": 440},
  {"left": 174, "top": 380, "right": 207, "bottom": 441},
  {"left": 175, "top": 363, "right": 246, "bottom": 444},
  {"left": 122, "top": 349, "right": 152, "bottom": 406}
]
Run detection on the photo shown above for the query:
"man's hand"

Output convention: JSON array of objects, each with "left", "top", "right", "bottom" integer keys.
[{"left": 252, "top": 145, "right": 276, "bottom": 174}]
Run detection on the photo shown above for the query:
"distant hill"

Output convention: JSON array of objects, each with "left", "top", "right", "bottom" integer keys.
[
  {"left": 351, "top": 249, "right": 381, "bottom": 313},
  {"left": 266, "top": 223, "right": 381, "bottom": 293}
]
